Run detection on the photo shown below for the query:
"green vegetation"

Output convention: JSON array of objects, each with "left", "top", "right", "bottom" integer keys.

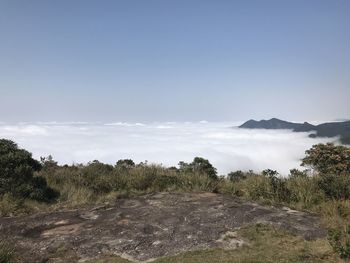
[
  {"left": 1, "top": 139, "right": 350, "bottom": 261},
  {"left": 328, "top": 225, "right": 350, "bottom": 259},
  {"left": 0, "top": 240, "right": 14, "bottom": 263},
  {"left": 0, "top": 139, "right": 58, "bottom": 202},
  {"left": 35, "top": 159, "right": 217, "bottom": 208},
  {"left": 178, "top": 157, "right": 218, "bottom": 179},
  {"left": 301, "top": 143, "right": 350, "bottom": 174}
]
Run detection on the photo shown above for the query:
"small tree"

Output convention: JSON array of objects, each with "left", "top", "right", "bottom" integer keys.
[
  {"left": 289, "top": 168, "right": 308, "bottom": 178},
  {"left": 262, "top": 169, "right": 278, "bottom": 177},
  {"left": 40, "top": 155, "right": 58, "bottom": 173},
  {"left": 301, "top": 143, "right": 350, "bottom": 175},
  {"left": 228, "top": 170, "right": 246, "bottom": 182},
  {"left": 178, "top": 161, "right": 192, "bottom": 172},
  {"left": 192, "top": 157, "right": 217, "bottom": 179},
  {"left": 116, "top": 159, "right": 135, "bottom": 169},
  {"left": 40, "top": 155, "right": 57, "bottom": 167}
]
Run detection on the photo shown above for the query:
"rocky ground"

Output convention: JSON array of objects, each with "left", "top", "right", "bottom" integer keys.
[{"left": 0, "top": 192, "right": 326, "bottom": 262}]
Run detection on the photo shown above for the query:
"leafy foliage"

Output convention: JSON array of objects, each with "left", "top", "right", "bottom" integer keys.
[
  {"left": 301, "top": 143, "right": 350, "bottom": 175},
  {"left": 317, "top": 174, "right": 350, "bottom": 200},
  {"left": 0, "top": 139, "right": 58, "bottom": 201},
  {"left": 178, "top": 157, "right": 217, "bottom": 179},
  {"left": 262, "top": 169, "right": 291, "bottom": 202},
  {"left": 328, "top": 226, "right": 350, "bottom": 259},
  {"left": 115, "top": 159, "right": 135, "bottom": 169},
  {"left": 289, "top": 168, "right": 308, "bottom": 178},
  {"left": 227, "top": 170, "right": 246, "bottom": 182}
]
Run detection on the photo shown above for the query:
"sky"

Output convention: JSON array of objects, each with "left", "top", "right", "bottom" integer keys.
[{"left": 0, "top": 0, "right": 350, "bottom": 122}]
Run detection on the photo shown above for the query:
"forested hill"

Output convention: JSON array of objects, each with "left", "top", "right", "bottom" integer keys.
[{"left": 239, "top": 118, "right": 350, "bottom": 144}]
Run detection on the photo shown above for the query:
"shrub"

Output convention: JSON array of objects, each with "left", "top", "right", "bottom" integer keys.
[
  {"left": 0, "top": 194, "right": 23, "bottom": 216},
  {"left": 289, "top": 168, "right": 308, "bottom": 178},
  {"left": 115, "top": 159, "right": 135, "bottom": 169},
  {"left": 81, "top": 161, "right": 115, "bottom": 194},
  {"left": 244, "top": 175, "right": 271, "bottom": 201},
  {"left": 217, "top": 179, "right": 244, "bottom": 196},
  {"left": 228, "top": 170, "right": 246, "bottom": 182},
  {"left": 328, "top": 226, "right": 350, "bottom": 259},
  {"left": 317, "top": 174, "right": 350, "bottom": 200},
  {"left": 40, "top": 155, "right": 58, "bottom": 170},
  {"left": 177, "top": 172, "right": 219, "bottom": 192},
  {"left": 179, "top": 157, "right": 217, "bottom": 180},
  {"left": 0, "top": 139, "right": 58, "bottom": 202},
  {"left": 286, "top": 174, "right": 324, "bottom": 207},
  {"left": 301, "top": 143, "right": 350, "bottom": 175},
  {"left": 262, "top": 169, "right": 291, "bottom": 203}
]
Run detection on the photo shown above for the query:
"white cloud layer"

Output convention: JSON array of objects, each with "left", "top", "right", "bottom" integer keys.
[{"left": 0, "top": 122, "right": 334, "bottom": 175}]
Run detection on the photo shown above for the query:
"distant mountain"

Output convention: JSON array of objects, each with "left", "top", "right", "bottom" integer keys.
[
  {"left": 239, "top": 118, "right": 350, "bottom": 145},
  {"left": 240, "top": 118, "right": 315, "bottom": 130}
]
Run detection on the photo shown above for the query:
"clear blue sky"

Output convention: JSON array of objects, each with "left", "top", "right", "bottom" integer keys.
[{"left": 0, "top": 0, "right": 349, "bottom": 122}]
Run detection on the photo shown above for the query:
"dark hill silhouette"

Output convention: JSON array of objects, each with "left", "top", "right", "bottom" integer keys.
[{"left": 239, "top": 118, "right": 350, "bottom": 144}]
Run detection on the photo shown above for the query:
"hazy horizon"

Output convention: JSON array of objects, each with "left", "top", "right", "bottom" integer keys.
[{"left": 0, "top": 117, "right": 349, "bottom": 126}]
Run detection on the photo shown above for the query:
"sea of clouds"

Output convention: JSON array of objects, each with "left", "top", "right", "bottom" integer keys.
[{"left": 0, "top": 121, "right": 334, "bottom": 175}]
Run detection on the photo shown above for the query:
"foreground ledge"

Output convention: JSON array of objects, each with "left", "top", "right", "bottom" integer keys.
[{"left": 0, "top": 192, "right": 326, "bottom": 262}]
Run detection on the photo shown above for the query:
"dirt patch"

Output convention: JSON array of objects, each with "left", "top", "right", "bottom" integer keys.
[{"left": 0, "top": 192, "right": 326, "bottom": 262}]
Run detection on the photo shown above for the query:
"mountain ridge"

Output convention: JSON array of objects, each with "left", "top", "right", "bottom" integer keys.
[{"left": 239, "top": 118, "right": 350, "bottom": 144}]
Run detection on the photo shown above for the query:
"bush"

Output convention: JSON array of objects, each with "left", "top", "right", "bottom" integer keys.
[
  {"left": 0, "top": 139, "right": 58, "bottom": 202},
  {"left": 115, "top": 159, "right": 135, "bottom": 168},
  {"left": 0, "top": 194, "right": 23, "bottom": 217},
  {"left": 242, "top": 175, "right": 271, "bottom": 201},
  {"left": 81, "top": 161, "right": 115, "bottom": 194},
  {"left": 289, "top": 168, "right": 308, "bottom": 178},
  {"left": 29, "top": 176, "right": 60, "bottom": 201},
  {"left": 286, "top": 174, "right": 324, "bottom": 207},
  {"left": 317, "top": 174, "right": 350, "bottom": 200},
  {"left": 179, "top": 157, "right": 217, "bottom": 180},
  {"left": 302, "top": 143, "right": 350, "bottom": 175},
  {"left": 262, "top": 169, "right": 292, "bottom": 203},
  {"left": 328, "top": 226, "right": 350, "bottom": 259},
  {"left": 228, "top": 170, "right": 246, "bottom": 182},
  {"left": 217, "top": 179, "right": 244, "bottom": 197}
]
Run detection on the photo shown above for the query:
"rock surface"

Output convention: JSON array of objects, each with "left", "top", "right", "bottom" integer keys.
[{"left": 0, "top": 192, "right": 326, "bottom": 262}]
